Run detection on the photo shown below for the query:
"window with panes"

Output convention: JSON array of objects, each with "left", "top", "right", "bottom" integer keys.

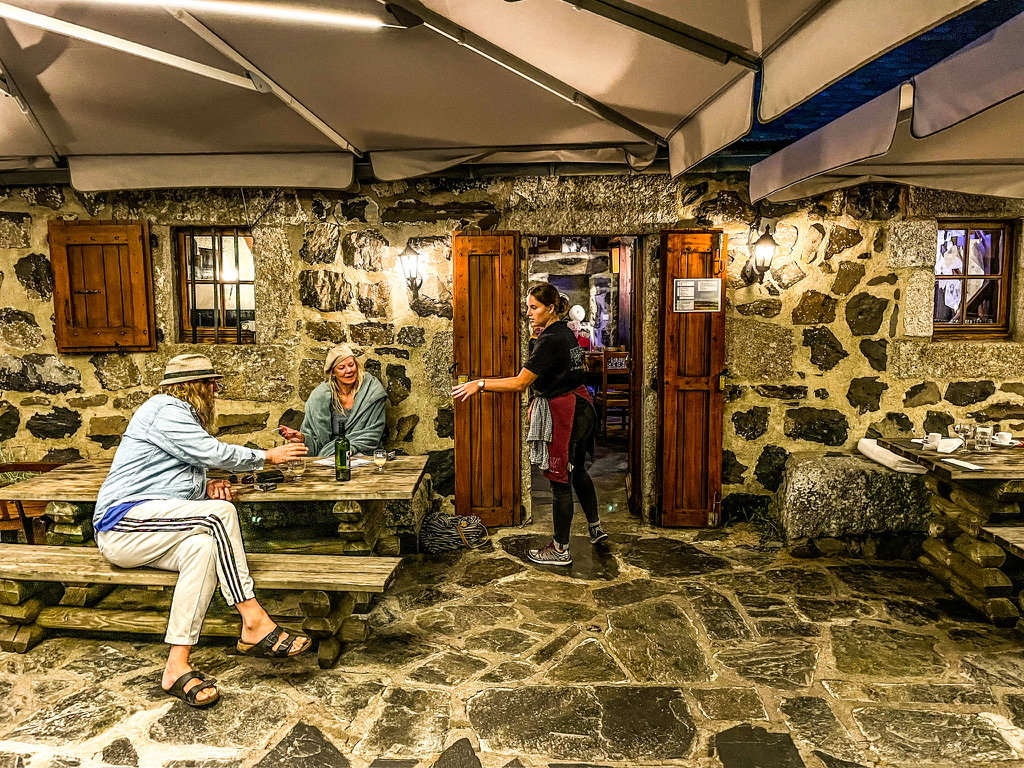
[
  {"left": 177, "top": 227, "right": 256, "bottom": 343},
  {"left": 933, "top": 222, "right": 1014, "bottom": 339}
]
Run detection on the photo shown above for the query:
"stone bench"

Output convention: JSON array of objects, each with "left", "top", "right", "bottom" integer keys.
[
  {"left": 0, "top": 544, "right": 401, "bottom": 668},
  {"left": 774, "top": 451, "right": 930, "bottom": 557}
]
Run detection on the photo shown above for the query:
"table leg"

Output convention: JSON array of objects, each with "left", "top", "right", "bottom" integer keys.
[{"left": 14, "top": 501, "right": 33, "bottom": 545}]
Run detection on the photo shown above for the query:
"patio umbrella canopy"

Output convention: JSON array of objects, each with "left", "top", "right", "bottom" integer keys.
[
  {"left": 0, "top": 0, "right": 985, "bottom": 189},
  {"left": 749, "top": 11, "right": 1024, "bottom": 202}
]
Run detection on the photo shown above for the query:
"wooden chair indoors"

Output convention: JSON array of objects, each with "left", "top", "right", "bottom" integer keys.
[{"left": 594, "top": 350, "right": 630, "bottom": 439}]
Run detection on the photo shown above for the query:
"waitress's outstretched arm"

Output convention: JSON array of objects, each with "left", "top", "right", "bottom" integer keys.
[{"left": 452, "top": 369, "right": 538, "bottom": 401}]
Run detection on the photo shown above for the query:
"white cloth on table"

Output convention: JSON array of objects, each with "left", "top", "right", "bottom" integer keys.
[{"left": 856, "top": 438, "right": 928, "bottom": 474}]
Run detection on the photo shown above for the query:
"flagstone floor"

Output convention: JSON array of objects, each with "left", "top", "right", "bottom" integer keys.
[{"left": 2, "top": 447, "right": 1024, "bottom": 767}]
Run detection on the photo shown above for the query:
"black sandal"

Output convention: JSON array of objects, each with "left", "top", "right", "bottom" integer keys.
[
  {"left": 236, "top": 625, "right": 312, "bottom": 658},
  {"left": 163, "top": 670, "right": 220, "bottom": 709}
]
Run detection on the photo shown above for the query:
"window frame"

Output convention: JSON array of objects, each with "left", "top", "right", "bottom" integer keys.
[
  {"left": 176, "top": 226, "right": 256, "bottom": 345},
  {"left": 932, "top": 220, "right": 1015, "bottom": 341}
]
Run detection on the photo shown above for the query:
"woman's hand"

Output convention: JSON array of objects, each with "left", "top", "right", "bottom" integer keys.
[
  {"left": 278, "top": 425, "right": 305, "bottom": 443},
  {"left": 265, "top": 443, "right": 309, "bottom": 465},
  {"left": 206, "top": 479, "right": 236, "bottom": 501},
  {"left": 452, "top": 380, "right": 480, "bottom": 402}
]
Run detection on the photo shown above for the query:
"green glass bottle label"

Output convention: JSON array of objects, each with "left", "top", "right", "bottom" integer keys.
[{"left": 335, "top": 433, "right": 351, "bottom": 481}]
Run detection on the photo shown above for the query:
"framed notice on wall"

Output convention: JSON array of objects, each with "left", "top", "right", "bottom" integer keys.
[{"left": 673, "top": 278, "right": 721, "bottom": 313}]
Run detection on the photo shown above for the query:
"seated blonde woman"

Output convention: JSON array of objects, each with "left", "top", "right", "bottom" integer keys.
[{"left": 280, "top": 345, "right": 388, "bottom": 456}]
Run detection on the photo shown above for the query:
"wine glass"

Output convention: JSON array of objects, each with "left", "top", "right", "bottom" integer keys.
[
  {"left": 373, "top": 450, "right": 388, "bottom": 473},
  {"left": 953, "top": 423, "right": 974, "bottom": 452},
  {"left": 286, "top": 457, "right": 306, "bottom": 481}
]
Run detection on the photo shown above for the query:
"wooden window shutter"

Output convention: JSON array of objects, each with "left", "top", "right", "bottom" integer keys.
[{"left": 48, "top": 220, "right": 157, "bottom": 353}]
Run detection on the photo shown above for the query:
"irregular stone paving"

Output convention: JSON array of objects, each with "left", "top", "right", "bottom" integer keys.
[{"left": 4, "top": 460, "right": 1024, "bottom": 765}]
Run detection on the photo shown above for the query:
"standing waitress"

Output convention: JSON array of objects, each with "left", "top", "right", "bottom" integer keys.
[{"left": 453, "top": 283, "right": 607, "bottom": 566}]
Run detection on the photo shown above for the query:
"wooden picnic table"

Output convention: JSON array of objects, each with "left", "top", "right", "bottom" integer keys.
[
  {"left": 876, "top": 437, "right": 1024, "bottom": 482},
  {"left": 1, "top": 455, "right": 428, "bottom": 502},
  {"left": 0, "top": 455, "right": 430, "bottom": 553}
]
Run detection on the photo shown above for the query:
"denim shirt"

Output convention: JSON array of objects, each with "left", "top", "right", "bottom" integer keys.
[{"left": 94, "top": 394, "right": 265, "bottom": 525}]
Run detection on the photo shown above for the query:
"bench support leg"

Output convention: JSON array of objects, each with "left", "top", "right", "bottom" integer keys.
[
  {"left": 0, "top": 622, "right": 47, "bottom": 653},
  {"left": 299, "top": 590, "right": 372, "bottom": 669}
]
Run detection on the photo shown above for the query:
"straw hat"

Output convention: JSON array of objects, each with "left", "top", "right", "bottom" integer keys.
[
  {"left": 323, "top": 344, "right": 363, "bottom": 377},
  {"left": 159, "top": 354, "right": 223, "bottom": 386}
]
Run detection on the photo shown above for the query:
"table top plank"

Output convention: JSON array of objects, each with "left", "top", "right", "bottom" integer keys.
[
  {"left": 876, "top": 438, "right": 1024, "bottom": 481},
  {"left": 1, "top": 456, "right": 429, "bottom": 503}
]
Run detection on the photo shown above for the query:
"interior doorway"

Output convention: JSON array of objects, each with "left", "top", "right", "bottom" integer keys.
[{"left": 525, "top": 234, "right": 643, "bottom": 531}]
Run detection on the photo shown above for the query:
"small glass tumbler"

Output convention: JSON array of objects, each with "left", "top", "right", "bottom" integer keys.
[{"left": 975, "top": 425, "right": 994, "bottom": 452}]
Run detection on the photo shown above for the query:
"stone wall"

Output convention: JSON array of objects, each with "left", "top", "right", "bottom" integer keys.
[{"left": 2, "top": 178, "right": 1023, "bottom": 525}]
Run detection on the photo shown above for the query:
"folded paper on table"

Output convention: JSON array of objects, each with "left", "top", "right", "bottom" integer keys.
[
  {"left": 936, "top": 438, "right": 964, "bottom": 454},
  {"left": 910, "top": 437, "right": 963, "bottom": 453},
  {"left": 856, "top": 438, "right": 927, "bottom": 474}
]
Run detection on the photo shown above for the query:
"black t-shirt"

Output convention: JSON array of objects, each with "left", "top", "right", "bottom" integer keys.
[{"left": 524, "top": 320, "right": 585, "bottom": 398}]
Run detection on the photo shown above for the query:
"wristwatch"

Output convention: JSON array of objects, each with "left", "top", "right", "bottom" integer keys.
[{"left": 477, "top": 379, "right": 485, "bottom": 391}]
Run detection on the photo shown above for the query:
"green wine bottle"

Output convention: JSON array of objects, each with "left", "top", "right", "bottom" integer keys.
[{"left": 335, "top": 427, "right": 351, "bottom": 482}]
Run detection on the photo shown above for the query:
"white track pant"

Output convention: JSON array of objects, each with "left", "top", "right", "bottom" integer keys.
[{"left": 95, "top": 498, "right": 256, "bottom": 646}]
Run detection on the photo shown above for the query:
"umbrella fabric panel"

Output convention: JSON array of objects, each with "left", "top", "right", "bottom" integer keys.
[
  {"left": 911, "top": 11, "right": 1024, "bottom": 137},
  {"left": 191, "top": 13, "right": 640, "bottom": 150},
  {"left": 68, "top": 152, "right": 356, "bottom": 191},
  {"left": 759, "top": 0, "right": 985, "bottom": 122}
]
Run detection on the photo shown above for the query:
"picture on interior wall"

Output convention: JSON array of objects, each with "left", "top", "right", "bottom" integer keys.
[{"left": 561, "top": 236, "right": 591, "bottom": 253}]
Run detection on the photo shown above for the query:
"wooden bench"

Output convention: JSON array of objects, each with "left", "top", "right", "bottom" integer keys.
[{"left": 0, "top": 544, "right": 402, "bottom": 668}]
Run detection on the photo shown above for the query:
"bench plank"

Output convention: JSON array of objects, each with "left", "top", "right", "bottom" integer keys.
[{"left": 0, "top": 545, "right": 401, "bottom": 593}]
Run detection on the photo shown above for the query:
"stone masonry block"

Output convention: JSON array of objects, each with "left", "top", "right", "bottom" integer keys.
[
  {"left": 888, "top": 220, "right": 937, "bottom": 269},
  {"left": 902, "top": 269, "right": 935, "bottom": 338},
  {"left": 776, "top": 452, "right": 929, "bottom": 540}
]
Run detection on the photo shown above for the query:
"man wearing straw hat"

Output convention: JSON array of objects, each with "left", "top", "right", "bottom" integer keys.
[{"left": 95, "top": 354, "right": 310, "bottom": 709}]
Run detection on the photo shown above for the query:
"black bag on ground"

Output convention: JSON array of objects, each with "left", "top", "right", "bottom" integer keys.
[{"left": 419, "top": 510, "right": 488, "bottom": 554}]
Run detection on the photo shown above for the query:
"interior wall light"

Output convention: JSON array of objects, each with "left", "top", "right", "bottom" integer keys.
[
  {"left": 398, "top": 242, "right": 423, "bottom": 299},
  {"left": 742, "top": 223, "right": 778, "bottom": 285}
]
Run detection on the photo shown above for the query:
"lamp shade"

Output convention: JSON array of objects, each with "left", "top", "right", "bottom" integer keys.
[
  {"left": 398, "top": 243, "right": 420, "bottom": 282},
  {"left": 752, "top": 230, "right": 778, "bottom": 270}
]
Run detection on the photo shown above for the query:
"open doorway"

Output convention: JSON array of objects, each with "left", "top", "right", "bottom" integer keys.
[{"left": 525, "top": 234, "right": 642, "bottom": 536}]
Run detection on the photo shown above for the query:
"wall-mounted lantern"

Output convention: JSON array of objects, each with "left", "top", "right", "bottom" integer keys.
[
  {"left": 742, "top": 224, "right": 779, "bottom": 285},
  {"left": 398, "top": 242, "right": 423, "bottom": 299}
]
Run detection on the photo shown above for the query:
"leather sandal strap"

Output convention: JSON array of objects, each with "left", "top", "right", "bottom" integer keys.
[{"left": 169, "top": 671, "right": 217, "bottom": 705}]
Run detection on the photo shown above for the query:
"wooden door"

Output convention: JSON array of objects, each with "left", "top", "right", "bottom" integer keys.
[
  {"left": 452, "top": 231, "right": 522, "bottom": 527},
  {"left": 658, "top": 230, "right": 727, "bottom": 527},
  {"left": 48, "top": 220, "right": 156, "bottom": 353}
]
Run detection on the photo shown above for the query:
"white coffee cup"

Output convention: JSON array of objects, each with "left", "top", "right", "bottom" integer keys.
[
  {"left": 995, "top": 431, "right": 1014, "bottom": 445},
  {"left": 923, "top": 432, "right": 942, "bottom": 450}
]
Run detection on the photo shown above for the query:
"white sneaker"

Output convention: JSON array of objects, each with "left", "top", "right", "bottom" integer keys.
[{"left": 527, "top": 541, "right": 572, "bottom": 566}]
